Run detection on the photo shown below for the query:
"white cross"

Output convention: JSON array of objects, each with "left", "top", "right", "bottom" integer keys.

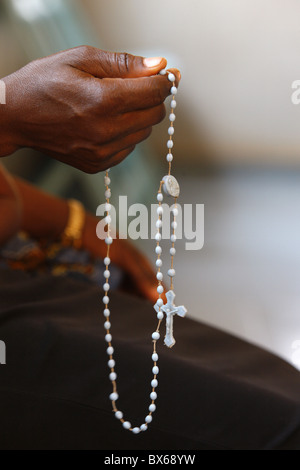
[{"left": 154, "top": 290, "right": 187, "bottom": 348}]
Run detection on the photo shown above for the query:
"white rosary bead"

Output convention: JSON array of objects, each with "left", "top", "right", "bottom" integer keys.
[
  {"left": 156, "top": 219, "right": 162, "bottom": 229},
  {"left": 109, "top": 372, "right": 117, "bottom": 381},
  {"left": 159, "top": 69, "right": 167, "bottom": 75},
  {"left": 170, "top": 247, "right": 176, "bottom": 256},
  {"left": 152, "top": 353, "right": 158, "bottom": 362},
  {"left": 168, "top": 72, "right": 176, "bottom": 82},
  {"left": 104, "top": 321, "right": 111, "bottom": 330},
  {"left": 167, "top": 140, "right": 174, "bottom": 149},
  {"left": 132, "top": 427, "right": 140, "bottom": 434},
  {"left": 107, "top": 346, "right": 114, "bottom": 355},
  {"left": 171, "top": 99, "right": 177, "bottom": 109},
  {"left": 156, "top": 272, "right": 163, "bottom": 281},
  {"left": 155, "top": 246, "right": 162, "bottom": 255},
  {"left": 105, "top": 203, "right": 111, "bottom": 212},
  {"left": 115, "top": 411, "right": 123, "bottom": 420},
  {"left": 105, "top": 236, "right": 113, "bottom": 245},
  {"left": 103, "top": 308, "right": 110, "bottom": 317},
  {"left": 168, "top": 126, "right": 175, "bottom": 136},
  {"left": 155, "top": 259, "right": 162, "bottom": 268},
  {"left": 157, "top": 206, "right": 163, "bottom": 215},
  {"left": 108, "top": 359, "right": 115, "bottom": 368},
  {"left": 172, "top": 208, "right": 179, "bottom": 217},
  {"left": 152, "top": 366, "right": 159, "bottom": 375},
  {"left": 156, "top": 299, "right": 163, "bottom": 308},
  {"left": 105, "top": 189, "right": 111, "bottom": 199},
  {"left": 152, "top": 332, "right": 160, "bottom": 341},
  {"left": 105, "top": 215, "right": 111, "bottom": 225},
  {"left": 171, "top": 221, "right": 177, "bottom": 229},
  {"left": 157, "top": 311, "right": 164, "bottom": 320},
  {"left": 169, "top": 112, "right": 176, "bottom": 122},
  {"left": 103, "top": 295, "right": 109, "bottom": 304},
  {"left": 104, "top": 257, "right": 111, "bottom": 266},
  {"left": 104, "top": 176, "right": 111, "bottom": 186},
  {"left": 157, "top": 285, "right": 164, "bottom": 294},
  {"left": 157, "top": 193, "right": 163, "bottom": 202},
  {"left": 105, "top": 333, "right": 112, "bottom": 343},
  {"left": 151, "top": 379, "right": 158, "bottom": 388},
  {"left": 168, "top": 268, "right": 176, "bottom": 277},
  {"left": 103, "top": 283, "right": 110, "bottom": 292},
  {"left": 149, "top": 404, "right": 156, "bottom": 412},
  {"left": 109, "top": 392, "right": 118, "bottom": 401},
  {"left": 167, "top": 153, "right": 173, "bottom": 162},
  {"left": 145, "top": 415, "right": 153, "bottom": 424},
  {"left": 140, "top": 424, "right": 148, "bottom": 431},
  {"left": 155, "top": 232, "right": 162, "bottom": 242},
  {"left": 122, "top": 421, "right": 131, "bottom": 430},
  {"left": 171, "top": 86, "right": 177, "bottom": 95},
  {"left": 104, "top": 270, "right": 110, "bottom": 278},
  {"left": 150, "top": 391, "right": 157, "bottom": 400},
  {"left": 170, "top": 234, "right": 177, "bottom": 243}
]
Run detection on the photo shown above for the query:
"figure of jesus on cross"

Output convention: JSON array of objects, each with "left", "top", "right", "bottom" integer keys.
[{"left": 154, "top": 290, "right": 187, "bottom": 348}]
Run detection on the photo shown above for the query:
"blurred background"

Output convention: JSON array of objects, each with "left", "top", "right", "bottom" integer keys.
[{"left": 1, "top": 0, "right": 300, "bottom": 369}]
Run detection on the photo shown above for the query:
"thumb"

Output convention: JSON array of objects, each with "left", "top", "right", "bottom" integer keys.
[{"left": 68, "top": 46, "right": 167, "bottom": 79}]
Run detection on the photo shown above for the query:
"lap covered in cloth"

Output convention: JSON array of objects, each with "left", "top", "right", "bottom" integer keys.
[{"left": 0, "top": 267, "right": 299, "bottom": 450}]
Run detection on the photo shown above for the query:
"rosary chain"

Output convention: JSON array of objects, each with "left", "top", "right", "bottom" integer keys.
[{"left": 102, "top": 71, "right": 178, "bottom": 433}]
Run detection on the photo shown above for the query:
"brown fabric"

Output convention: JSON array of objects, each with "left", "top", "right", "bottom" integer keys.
[{"left": 0, "top": 268, "right": 299, "bottom": 450}]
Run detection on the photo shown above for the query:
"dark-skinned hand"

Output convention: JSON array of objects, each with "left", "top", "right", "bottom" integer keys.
[{"left": 1, "top": 46, "right": 180, "bottom": 173}]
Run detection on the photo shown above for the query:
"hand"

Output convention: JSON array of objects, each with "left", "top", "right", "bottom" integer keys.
[
  {"left": 82, "top": 213, "right": 160, "bottom": 304},
  {"left": 1, "top": 46, "right": 180, "bottom": 173}
]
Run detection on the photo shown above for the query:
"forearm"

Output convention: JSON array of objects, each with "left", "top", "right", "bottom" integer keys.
[{"left": 15, "top": 177, "right": 69, "bottom": 240}]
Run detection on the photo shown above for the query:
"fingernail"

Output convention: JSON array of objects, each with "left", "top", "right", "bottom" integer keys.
[{"left": 143, "top": 57, "right": 164, "bottom": 68}]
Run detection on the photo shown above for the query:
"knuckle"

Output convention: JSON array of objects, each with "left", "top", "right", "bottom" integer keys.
[
  {"left": 140, "top": 127, "right": 152, "bottom": 141},
  {"left": 146, "top": 126, "right": 153, "bottom": 137},
  {"left": 69, "top": 145, "right": 106, "bottom": 173},
  {"left": 77, "top": 45, "right": 93, "bottom": 58},
  {"left": 116, "top": 52, "right": 130, "bottom": 74},
  {"left": 112, "top": 145, "right": 136, "bottom": 166},
  {"left": 123, "top": 145, "right": 136, "bottom": 157},
  {"left": 95, "top": 147, "right": 107, "bottom": 161}
]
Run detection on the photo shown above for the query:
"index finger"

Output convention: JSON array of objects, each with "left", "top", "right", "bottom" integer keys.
[{"left": 98, "top": 68, "right": 181, "bottom": 114}]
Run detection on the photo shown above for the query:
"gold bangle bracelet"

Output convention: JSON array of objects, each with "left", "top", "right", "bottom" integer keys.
[{"left": 61, "top": 199, "right": 85, "bottom": 249}]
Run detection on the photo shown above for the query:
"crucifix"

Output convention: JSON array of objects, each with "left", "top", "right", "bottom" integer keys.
[{"left": 154, "top": 290, "right": 187, "bottom": 348}]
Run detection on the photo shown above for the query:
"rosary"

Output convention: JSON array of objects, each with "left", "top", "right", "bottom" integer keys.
[{"left": 102, "top": 69, "right": 187, "bottom": 434}]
